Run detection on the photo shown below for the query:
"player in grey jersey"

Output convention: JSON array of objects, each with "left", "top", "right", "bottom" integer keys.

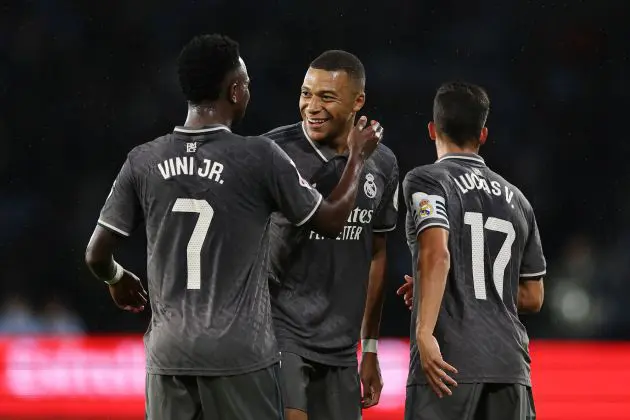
[
  {"left": 264, "top": 50, "right": 399, "bottom": 420},
  {"left": 84, "top": 34, "right": 383, "bottom": 420},
  {"left": 400, "top": 82, "right": 545, "bottom": 420}
]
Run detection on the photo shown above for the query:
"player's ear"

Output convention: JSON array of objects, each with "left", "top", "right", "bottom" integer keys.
[
  {"left": 428, "top": 122, "right": 437, "bottom": 141},
  {"left": 228, "top": 82, "right": 239, "bottom": 104},
  {"left": 479, "top": 127, "right": 488, "bottom": 145},
  {"left": 352, "top": 91, "right": 365, "bottom": 113}
]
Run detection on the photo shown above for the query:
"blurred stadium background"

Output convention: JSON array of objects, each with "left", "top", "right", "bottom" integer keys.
[{"left": 2, "top": 1, "right": 629, "bottom": 419}]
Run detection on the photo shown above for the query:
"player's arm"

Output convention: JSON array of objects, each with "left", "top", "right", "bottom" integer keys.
[
  {"left": 267, "top": 117, "right": 383, "bottom": 237},
  {"left": 358, "top": 233, "right": 387, "bottom": 408},
  {"left": 361, "top": 160, "right": 400, "bottom": 341},
  {"left": 85, "top": 225, "right": 123, "bottom": 281},
  {"left": 416, "top": 227, "right": 450, "bottom": 339},
  {"left": 416, "top": 226, "right": 457, "bottom": 397},
  {"left": 308, "top": 148, "right": 367, "bottom": 237},
  {"left": 518, "top": 278, "right": 544, "bottom": 313},
  {"left": 405, "top": 171, "right": 451, "bottom": 337},
  {"left": 359, "top": 161, "right": 399, "bottom": 408},
  {"left": 517, "top": 206, "right": 546, "bottom": 314},
  {"left": 85, "top": 157, "right": 147, "bottom": 311},
  {"left": 404, "top": 171, "right": 457, "bottom": 397},
  {"left": 361, "top": 233, "right": 388, "bottom": 343}
]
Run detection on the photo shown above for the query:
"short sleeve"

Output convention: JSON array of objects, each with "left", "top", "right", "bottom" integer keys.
[
  {"left": 373, "top": 161, "right": 400, "bottom": 233},
  {"left": 265, "top": 141, "right": 323, "bottom": 226},
  {"left": 403, "top": 169, "right": 449, "bottom": 236},
  {"left": 520, "top": 211, "right": 546, "bottom": 280},
  {"left": 97, "top": 157, "right": 143, "bottom": 236}
]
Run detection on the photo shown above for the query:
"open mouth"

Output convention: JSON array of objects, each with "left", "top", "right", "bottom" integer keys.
[{"left": 306, "top": 117, "right": 330, "bottom": 129}]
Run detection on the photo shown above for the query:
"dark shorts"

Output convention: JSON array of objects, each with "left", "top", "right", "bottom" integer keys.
[
  {"left": 145, "top": 364, "right": 284, "bottom": 420},
  {"left": 279, "top": 351, "right": 361, "bottom": 420},
  {"left": 405, "top": 383, "right": 536, "bottom": 420}
]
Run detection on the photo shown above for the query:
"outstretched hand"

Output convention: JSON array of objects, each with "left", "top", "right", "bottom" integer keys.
[{"left": 396, "top": 274, "right": 414, "bottom": 310}]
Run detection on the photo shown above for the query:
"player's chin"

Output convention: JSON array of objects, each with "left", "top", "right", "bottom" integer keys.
[{"left": 303, "top": 119, "right": 332, "bottom": 142}]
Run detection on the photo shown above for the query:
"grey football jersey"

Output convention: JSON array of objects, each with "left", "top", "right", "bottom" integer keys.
[
  {"left": 404, "top": 153, "right": 546, "bottom": 386},
  {"left": 265, "top": 123, "right": 399, "bottom": 366},
  {"left": 97, "top": 125, "right": 322, "bottom": 376}
]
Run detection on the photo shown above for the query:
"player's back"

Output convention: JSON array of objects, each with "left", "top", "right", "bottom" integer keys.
[
  {"left": 110, "top": 125, "right": 322, "bottom": 377},
  {"left": 405, "top": 153, "right": 546, "bottom": 387}
]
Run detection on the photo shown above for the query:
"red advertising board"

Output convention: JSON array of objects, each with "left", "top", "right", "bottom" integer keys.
[{"left": 0, "top": 337, "right": 628, "bottom": 419}]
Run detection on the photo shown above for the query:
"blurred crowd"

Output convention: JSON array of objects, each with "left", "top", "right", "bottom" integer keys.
[
  {"left": 0, "top": 295, "right": 84, "bottom": 334},
  {"left": 1, "top": 1, "right": 628, "bottom": 338}
]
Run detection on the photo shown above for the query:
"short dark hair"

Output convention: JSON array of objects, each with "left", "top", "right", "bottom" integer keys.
[
  {"left": 177, "top": 34, "right": 240, "bottom": 104},
  {"left": 310, "top": 50, "right": 366, "bottom": 89},
  {"left": 433, "top": 81, "right": 490, "bottom": 146}
]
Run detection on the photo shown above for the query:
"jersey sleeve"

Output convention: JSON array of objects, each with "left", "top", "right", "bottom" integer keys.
[
  {"left": 520, "top": 210, "right": 546, "bottom": 280},
  {"left": 403, "top": 168, "right": 449, "bottom": 236},
  {"left": 373, "top": 161, "right": 400, "bottom": 233},
  {"left": 97, "top": 157, "right": 143, "bottom": 237},
  {"left": 265, "top": 140, "right": 323, "bottom": 226}
]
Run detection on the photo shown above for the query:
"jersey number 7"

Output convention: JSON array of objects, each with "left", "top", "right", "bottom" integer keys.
[
  {"left": 464, "top": 211, "right": 515, "bottom": 301},
  {"left": 172, "top": 198, "right": 215, "bottom": 290}
]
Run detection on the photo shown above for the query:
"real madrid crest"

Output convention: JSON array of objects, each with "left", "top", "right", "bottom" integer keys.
[{"left": 364, "top": 173, "right": 377, "bottom": 198}]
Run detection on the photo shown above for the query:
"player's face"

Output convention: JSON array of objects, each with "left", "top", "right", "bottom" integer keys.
[
  {"left": 299, "top": 68, "right": 365, "bottom": 143},
  {"left": 231, "top": 57, "right": 251, "bottom": 124}
]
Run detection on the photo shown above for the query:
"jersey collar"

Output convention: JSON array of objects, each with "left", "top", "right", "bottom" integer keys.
[
  {"left": 436, "top": 153, "right": 486, "bottom": 166},
  {"left": 173, "top": 124, "right": 231, "bottom": 135},
  {"left": 300, "top": 122, "right": 340, "bottom": 162}
]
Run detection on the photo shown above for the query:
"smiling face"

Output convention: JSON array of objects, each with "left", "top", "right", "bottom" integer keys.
[{"left": 299, "top": 67, "right": 365, "bottom": 144}]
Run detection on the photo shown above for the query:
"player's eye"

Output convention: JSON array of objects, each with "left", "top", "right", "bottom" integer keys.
[
  {"left": 301, "top": 91, "right": 311, "bottom": 98},
  {"left": 322, "top": 95, "right": 335, "bottom": 101}
]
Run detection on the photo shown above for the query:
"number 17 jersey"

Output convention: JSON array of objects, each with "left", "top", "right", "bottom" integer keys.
[{"left": 403, "top": 153, "right": 546, "bottom": 387}]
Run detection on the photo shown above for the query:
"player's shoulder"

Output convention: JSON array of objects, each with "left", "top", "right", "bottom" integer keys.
[
  {"left": 125, "top": 133, "right": 173, "bottom": 164},
  {"left": 263, "top": 122, "right": 303, "bottom": 145},
  {"left": 237, "top": 134, "right": 288, "bottom": 159},
  {"left": 244, "top": 133, "right": 277, "bottom": 147},
  {"left": 404, "top": 162, "right": 448, "bottom": 185},
  {"left": 486, "top": 167, "right": 535, "bottom": 213},
  {"left": 370, "top": 142, "right": 398, "bottom": 172}
]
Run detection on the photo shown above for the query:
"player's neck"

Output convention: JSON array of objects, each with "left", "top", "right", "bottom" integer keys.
[
  {"left": 436, "top": 138, "right": 480, "bottom": 159},
  {"left": 183, "top": 103, "right": 233, "bottom": 129},
  {"left": 327, "top": 120, "right": 354, "bottom": 154}
]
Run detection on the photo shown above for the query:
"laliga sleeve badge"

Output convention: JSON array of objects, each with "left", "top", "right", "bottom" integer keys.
[{"left": 418, "top": 199, "right": 433, "bottom": 218}]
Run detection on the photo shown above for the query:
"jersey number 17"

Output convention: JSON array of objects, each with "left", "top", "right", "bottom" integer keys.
[{"left": 464, "top": 211, "right": 515, "bottom": 301}]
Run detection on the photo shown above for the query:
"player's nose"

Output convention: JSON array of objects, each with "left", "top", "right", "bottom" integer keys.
[{"left": 305, "top": 97, "right": 323, "bottom": 113}]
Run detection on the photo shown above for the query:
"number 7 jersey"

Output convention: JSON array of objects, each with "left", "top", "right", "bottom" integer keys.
[
  {"left": 96, "top": 125, "right": 322, "bottom": 376},
  {"left": 403, "top": 153, "right": 546, "bottom": 387}
]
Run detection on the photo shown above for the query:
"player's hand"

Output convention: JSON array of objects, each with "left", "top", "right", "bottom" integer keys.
[
  {"left": 396, "top": 274, "right": 414, "bottom": 310},
  {"left": 347, "top": 116, "right": 383, "bottom": 160},
  {"left": 108, "top": 270, "right": 148, "bottom": 313},
  {"left": 417, "top": 333, "right": 457, "bottom": 398},
  {"left": 359, "top": 352, "right": 383, "bottom": 409}
]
